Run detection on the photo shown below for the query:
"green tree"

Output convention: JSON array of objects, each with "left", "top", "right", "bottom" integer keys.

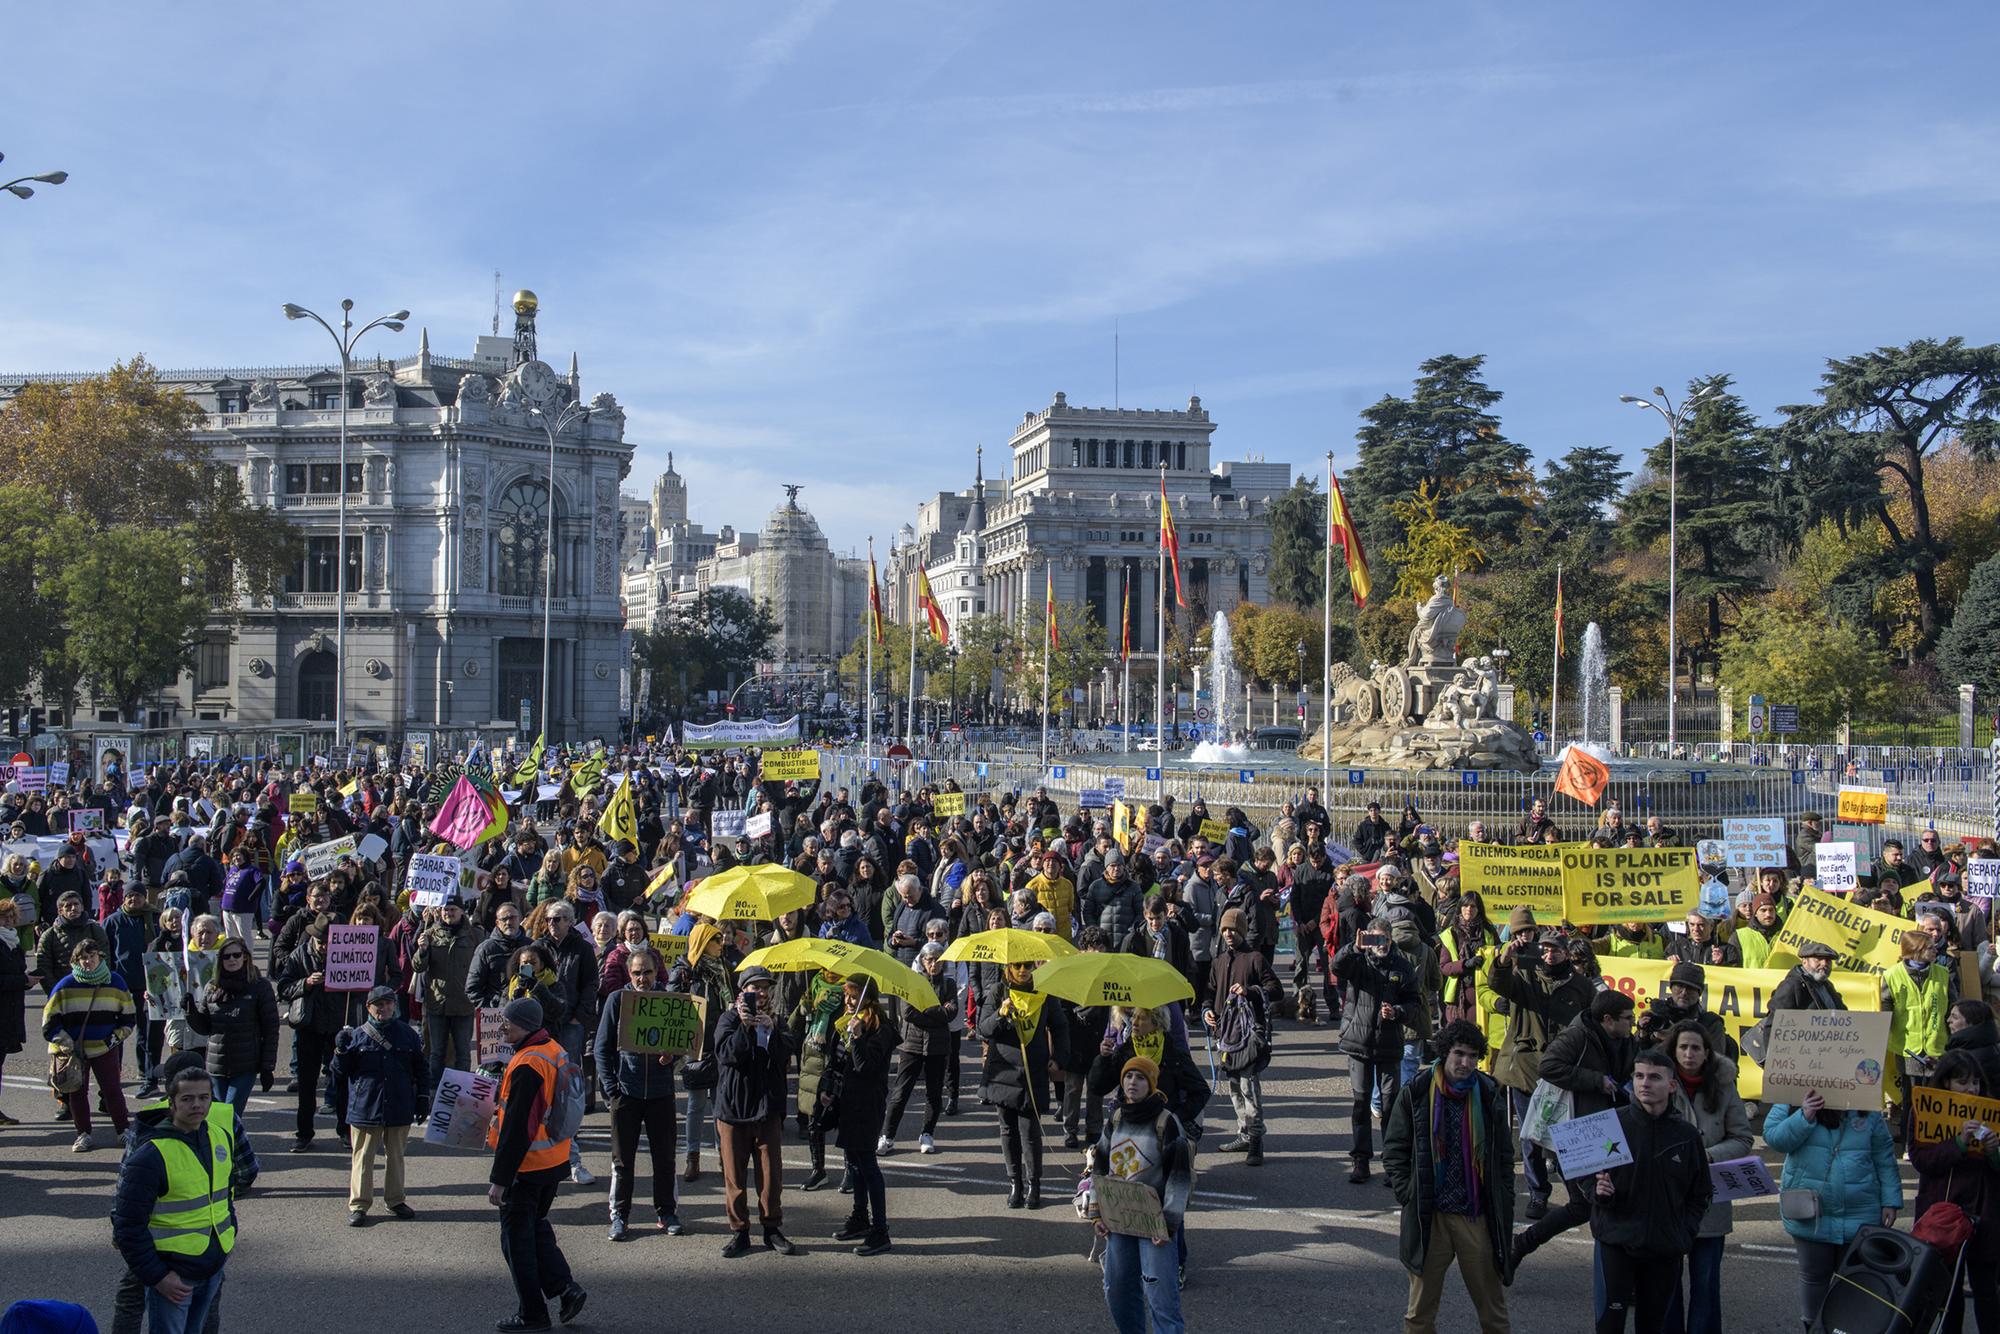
[
  {"left": 1266, "top": 477, "right": 1326, "bottom": 607},
  {"left": 634, "top": 587, "right": 781, "bottom": 715},
  {"left": 1937, "top": 550, "right": 2000, "bottom": 699},
  {"left": 941, "top": 613, "right": 1017, "bottom": 715},
  {"left": 1539, "top": 445, "right": 1629, "bottom": 547},
  {"left": 1461, "top": 539, "right": 1652, "bottom": 715},
  {"left": 41, "top": 523, "right": 210, "bottom": 721},
  {"left": 1348, "top": 354, "right": 1533, "bottom": 567},
  {"left": 1717, "top": 605, "right": 1891, "bottom": 738},
  {"left": 0, "top": 487, "right": 59, "bottom": 706},
  {"left": 1776, "top": 337, "right": 2000, "bottom": 648},
  {"left": 1021, "top": 601, "right": 1110, "bottom": 710},
  {"left": 1246, "top": 605, "right": 1342, "bottom": 690}
]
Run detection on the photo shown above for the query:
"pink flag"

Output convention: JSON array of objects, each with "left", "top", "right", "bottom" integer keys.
[{"left": 427, "top": 776, "right": 495, "bottom": 847}]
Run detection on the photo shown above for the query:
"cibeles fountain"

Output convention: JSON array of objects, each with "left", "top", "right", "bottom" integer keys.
[{"left": 1300, "top": 575, "right": 1541, "bottom": 772}]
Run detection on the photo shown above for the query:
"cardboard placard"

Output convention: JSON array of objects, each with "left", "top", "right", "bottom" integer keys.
[
  {"left": 1910, "top": 1084, "right": 2000, "bottom": 1145},
  {"left": 1549, "top": 1107, "right": 1634, "bottom": 1178},
  {"left": 423, "top": 1067, "right": 500, "bottom": 1148},
  {"left": 743, "top": 812, "right": 773, "bottom": 840},
  {"left": 1814, "top": 841, "right": 1859, "bottom": 894},
  {"left": 761, "top": 749, "right": 822, "bottom": 782},
  {"left": 617, "top": 990, "right": 705, "bottom": 1057},
  {"left": 301, "top": 835, "right": 357, "bottom": 882},
  {"left": 1458, "top": 841, "right": 1570, "bottom": 918},
  {"left": 1722, "top": 818, "right": 1787, "bottom": 870},
  {"left": 1095, "top": 1176, "right": 1170, "bottom": 1243},
  {"left": 475, "top": 1007, "right": 514, "bottom": 1066},
  {"left": 408, "top": 853, "right": 464, "bottom": 908},
  {"left": 1197, "top": 818, "right": 1229, "bottom": 845},
  {"left": 48, "top": 761, "right": 70, "bottom": 787},
  {"left": 67, "top": 809, "right": 104, "bottom": 833},
  {"left": 1835, "top": 787, "right": 1888, "bottom": 825},
  {"left": 932, "top": 791, "right": 966, "bottom": 818},
  {"left": 1708, "top": 1156, "right": 1778, "bottom": 1202},
  {"left": 1560, "top": 847, "right": 1698, "bottom": 924},
  {"left": 289, "top": 791, "right": 319, "bottom": 817},
  {"left": 1759, "top": 1009, "right": 1892, "bottom": 1110},
  {"left": 1767, "top": 886, "right": 1910, "bottom": 975},
  {"left": 325, "top": 924, "right": 379, "bottom": 991}
]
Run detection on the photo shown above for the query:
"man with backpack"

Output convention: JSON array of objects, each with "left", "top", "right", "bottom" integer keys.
[
  {"left": 1202, "top": 909, "right": 1282, "bottom": 1166},
  {"left": 486, "top": 996, "right": 588, "bottom": 1333}
]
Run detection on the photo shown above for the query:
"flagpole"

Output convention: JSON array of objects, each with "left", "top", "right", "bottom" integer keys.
[
  {"left": 1040, "top": 560, "right": 1051, "bottom": 773},
  {"left": 1322, "top": 452, "right": 1333, "bottom": 803},
  {"left": 865, "top": 538, "right": 876, "bottom": 764},
  {"left": 1121, "top": 567, "right": 1131, "bottom": 756},
  {"left": 906, "top": 612, "right": 917, "bottom": 746},
  {"left": 1551, "top": 562, "right": 1563, "bottom": 754},
  {"left": 1156, "top": 465, "right": 1167, "bottom": 806}
]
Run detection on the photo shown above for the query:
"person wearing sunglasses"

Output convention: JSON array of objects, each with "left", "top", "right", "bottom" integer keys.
[{"left": 188, "top": 937, "right": 278, "bottom": 1192}]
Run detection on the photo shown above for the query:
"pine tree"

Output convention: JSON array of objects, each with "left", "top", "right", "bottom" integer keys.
[
  {"left": 1265, "top": 478, "right": 1326, "bottom": 607},
  {"left": 1539, "top": 445, "right": 1629, "bottom": 547},
  {"left": 1937, "top": 551, "right": 2000, "bottom": 698}
]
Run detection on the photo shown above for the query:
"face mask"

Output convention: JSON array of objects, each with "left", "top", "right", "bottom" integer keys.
[{"left": 1907, "top": 959, "right": 1930, "bottom": 974}]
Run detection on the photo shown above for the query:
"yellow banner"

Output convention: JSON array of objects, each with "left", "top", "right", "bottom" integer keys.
[
  {"left": 1594, "top": 955, "right": 1881, "bottom": 1101},
  {"left": 1560, "top": 846, "right": 1699, "bottom": 924},
  {"left": 932, "top": 791, "right": 966, "bottom": 818},
  {"left": 1766, "top": 885, "right": 1910, "bottom": 976},
  {"left": 1198, "top": 818, "right": 1230, "bottom": 845},
  {"left": 761, "top": 749, "right": 822, "bottom": 782},
  {"left": 1911, "top": 1085, "right": 2000, "bottom": 1145},
  {"left": 1459, "top": 842, "right": 1571, "bottom": 919},
  {"left": 647, "top": 932, "right": 690, "bottom": 966},
  {"left": 1835, "top": 787, "right": 1888, "bottom": 825}
]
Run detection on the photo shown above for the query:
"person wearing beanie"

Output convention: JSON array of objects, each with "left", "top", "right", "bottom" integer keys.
[
  {"left": 667, "top": 920, "right": 735, "bottom": 1183},
  {"left": 1090, "top": 1047, "right": 1194, "bottom": 1333},
  {"left": 1513, "top": 989, "right": 1637, "bottom": 1268},
  {"left": 486, "top": 986, "right": 587, "bottom": 1331},
  {"left": 1202, "top": 904, "right": 1282, "bottom": 1166},
  {"left": 1487, "top": 917, "right": 1599, "bottom": 1222},
  {"left": 330, "top": 985, "right": 425, "bottom": 1226}
]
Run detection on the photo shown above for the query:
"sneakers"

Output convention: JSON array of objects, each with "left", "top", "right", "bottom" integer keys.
[
  {"left": 388, "top": 1202, "right": 416, "bottom": 1220},
  {"left": 657, "top": 1213, "right": 684, "bottom": 1235},
  {"left": 801, "top": 1167, "right": 829, "bottom": 1191},
  {"left": 1217, "top": 1136, "right": 1252, "bottom": 1154},
  {"left": 1061, "top": 1133, "right": 1081, "bottom": 1150},
  {"left": 833, "top": 1214, "right": 871, "bottom": 1242},
  {"left": 288, "top": 1137, "right": 314, "bottom": 1154},
  {"left": 763, "top": 1227, "right": 800, "bottom": 1256},
  {"left": 1523, "top": 1196, "right": 1548, "bottom": 1222},
  {"left": 557, "top": 1284, "right": 587, "bottom": 1325},
  {"left": 917, "top": 1133, "right": 936, "bottom": 1155},
  {"left": 1347, "top": 1160, "right": 1370, "bottom": 1185},
  {"left": 877, "top": 1135, "right": 895, "bottom": 1155},
  {"left": 569, "top": 1162, "right": 595, "bottom": 1186},
  {"left": 721, "top": 1230, "right": 753, "bottom": 1259},
  {"left": 608, "top": 1216, "right": 629, "bottom": 1242},
  {"left": 854, "top": 1229, "right": 892, "bottom": 1256},
  {"left": 71, "top": 1133, "right": 93, "bottom": 1153},
  {"left": 837, "top": 1166, "right": 855, "bottom": 1195}
]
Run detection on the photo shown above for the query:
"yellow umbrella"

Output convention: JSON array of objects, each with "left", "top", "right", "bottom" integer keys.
[
  {"left": 738, "top": 936, "right": 939, "bottom": 1009},
  {"left": 1031, "top": 952, "right": 1194, "bottom": 1009},
  {"left": 940, "top": 927, "right": 1078, "bottom": 966},
  {"left": 681, "top": 864, "right": 816, "bottom": 922}
]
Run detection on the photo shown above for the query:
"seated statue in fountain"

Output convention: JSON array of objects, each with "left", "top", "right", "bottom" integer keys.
[
  {"left": 1430, "top": 659, "right": 1484, "bottom": 728},
  {"left": 1406, "top": 575, "right": 1468, "bottom": 667}
]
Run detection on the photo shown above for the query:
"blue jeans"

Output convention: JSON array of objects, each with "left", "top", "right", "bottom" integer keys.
[
  {"left": 211, "top": 1073, "right": 258, "bottom": 1179},
  {"left": 146, "top": 1269, "right": 225, "bottom": 1334},
  {"left": 685, "top": 1086, "right": 714, "bottom": 1154},
  {"left": 1662, "top": 1233, "right": 1723, "bottom": 1334},
  {"left": 1372, "top": 1041, "right": 1423, "bottom": 1114},
  {"left": 1103, "top": 1230, "right": 1184, "bottom": 1334}
]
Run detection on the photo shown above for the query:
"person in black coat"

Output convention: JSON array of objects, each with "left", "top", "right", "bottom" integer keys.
[
  {"left": 827, "top": 980, "right": 896, "bottom": 1255},
  {"left": 329, "top": 986, "right": 426, "bottom": 1225},
  {"left": 880, "top": 944, "right": 958, "bottom": 1152},
  {"left": 0, "top": 895, "right": 27, "bottom": 1119},
  {"left": 1330, "top": 925, "right": 1423, "bottom": 1184},
  {"left": 1056, "top": 931, "right": 1115, "bottom": 1151},
  {"left": 1089, "top": 1005, "right": 1213, "bottom": 1137},
  {"left": 275, "top": 917, "right": 350, "bottom": 1150},
  {"left": 978, "top": 962, "right": 1069, "bottom": 1210},
  {"left": 712, "top": 966, "right": 797, "bottom": 1258},
  {"left": 187, "top": 939, "right": 279, "bottom": 1187},
  {"left": 1119, "top": 895, "right": 1196, "bottom": 984}
]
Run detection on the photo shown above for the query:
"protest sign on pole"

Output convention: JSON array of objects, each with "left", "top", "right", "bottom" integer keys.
[
  {"left": 423, "top": 1067, "right": 501, "bottom": 1147},
  {"left": 408, "top": 853, "right": 464, "bottom": 907},
  {"left": 325, "top": 924, "right": 379, "bottom": 991},
  {"left": 617, "top": 991, "right": 706, "bottom": 1057},
  {"left": 1708, "top": 1156, "right": 1778, "bottom": 1202},
  {"left": 1966, "top": 860, "right": 2000, "bottom": 901},
  {"left": 1766, "top": 886, "right": 1909, "bottom": 975},
  {"left": 1759, "top": 1009, "right": 1892, "bottom": 1110},
  {"left": 1813, "top": 842, "right": 1859, "bottom": 894},
  {"left": 1458, "top": 842, "right": 1569, "bottom": 918},
  {"left": 48, "top": 761, "right": 70, "bottom": 787},
  {"left": 1560, "top": 847, "right": 1698, "bottom": 925},
  {"left": 475, "top": 1007, "right": 513, "bottom": 1066},
  {"left": 289, "top": 791, "right": 319, "bottom": 818},
  {"left": 183, "top": 948, "right": 217, "bottom": 994},
  {"left": 760, "top": 749, "right": 822, "bottom": 782},
  {"left": 1548, "top": 1107, "right": 1634, "bottom": 1178},
  {"left": 300, "top": 835, "right": 357, "bottom": 882},
  {"left": 1911, "top": 1085, "right": 2000, "bottom": 1145},
  {"left": 1095, "top": 1177, "right": 1170, "bottom": 1243},
  {"left": 648, "top": 933, "right": 690, "bottom": 966},
  {"left": 1721, "top": 818, "right": 1787, "bottom": 869},
  {"left": 1835, "top": 787, "right": 1888, "bottom": 825},
  {"left": 1198, "top": 818, "right": 1229, "bottom": 845}
]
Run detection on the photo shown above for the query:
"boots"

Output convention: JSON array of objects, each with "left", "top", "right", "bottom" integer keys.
[
  {"left": 1007, "top": 1175, "right": 1027, "bottom": 1209},
  {"left": 1245, "top": 1138, "right": 1265, "bottom": 1167},
  {"left": 802, "top": 1137, "right": 828, "bottom": 1191},
  {"left": 683, "top": 1151, "right": 700, "bottom": 1183},
  {"left": 1000, "top": 1122, "right": 1025, "bottom": 1207},
  {"left": 1025, "top": 1133, "right": 1044, "bottom": 1209},
  {"left": 833, "top": 1210, "right": 871, "bottom": 1242}
]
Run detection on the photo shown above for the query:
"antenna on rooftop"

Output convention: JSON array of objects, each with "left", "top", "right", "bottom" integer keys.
[{"left": 492, "top": 270, "right": 503, "bottom": 336}]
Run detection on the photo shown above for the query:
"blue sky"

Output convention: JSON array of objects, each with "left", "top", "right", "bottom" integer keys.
[{"left": 5, "top": 2, "right": 1997, "bottom": 557}]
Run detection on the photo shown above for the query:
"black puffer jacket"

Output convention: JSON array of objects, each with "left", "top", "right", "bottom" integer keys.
[
  {"left": 977, "top": 980, "right": 1068, "bottom": 1115},
  {"left": 896, "top": 972, "right": 959, "bottom": 1058},
  {"left": 1331, "top": 942, "right": 1423, "bottom": 1061},
  {"left": 1588, "top": 1102, "right": 1713, "bottom": 1257},
  {"left": 545, "top": 928, "right": 601, "bottom": 1028},
  {"left": 187, "top": 975, "right": 280, "bottom": 1078},
  {"left": 714, "top": 1007, "right": 791, "bottom": 1124}
]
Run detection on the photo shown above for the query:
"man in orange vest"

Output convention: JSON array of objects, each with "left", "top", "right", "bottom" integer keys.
[{"left": 487, "top": 996, "right": 588, "bottom": 1332}]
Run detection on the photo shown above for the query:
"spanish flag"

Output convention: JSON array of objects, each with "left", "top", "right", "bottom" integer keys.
[
  {"left": 1328, "top": 466, "right": 1371, "bottom": 609},
  {"left": 867, "top": 539, "right": 885, "bottom": 645},
  {"left": 916, "top": 566, "right": 949, "bottom": 645},
  {"left": 1046, "top": 563, "right": 1059, "bottom": 651},
  {"left": 1120, "top": 566, "right": 1131, "bottom": 661},
  {"left": 1160, "top": 477, "right": 1185, "bottom": 608}
]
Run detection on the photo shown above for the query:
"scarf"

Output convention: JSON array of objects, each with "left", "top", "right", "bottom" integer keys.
[
  {"left": 1429, "top": 1072, "right": 1486, "bottom": 1215},
  {"left": 1677, "top": 1068, "right": 1706, "bottom": 1098},
  {"left": 217, "top": 960, "right": 252, "bottom": 994},
  {"left": 1134, "top": 1029, "right": 1165, "bottom": 1069},
  {"left": 0, "top": 926, "right": 16, "bottom": 950},
  {"left": 509, "top": 965, "right": 558, "bottom": 999},
  {"left": 72, "top": 958, "right": 112, "bottom": 986},
  {"left": 1009, "top": 987, "right": 1047, "bottom": 1048}
]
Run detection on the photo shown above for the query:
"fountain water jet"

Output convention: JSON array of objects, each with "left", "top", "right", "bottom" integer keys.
[
  {"left": 1189, "top": 610, "right": 1250, "bottom": 763},
  {"left": 1578, "top": 622, "right": 1610, "bottom": 751}
]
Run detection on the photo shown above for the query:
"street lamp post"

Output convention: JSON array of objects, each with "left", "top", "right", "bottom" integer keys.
[
  {"left": 1619, "top": 382, "right": 1718, "bottom": 751},
  {"left": 529, "top": 400, "right": 589, "bottom": 744},
  {"left": 1, "top": 151, "right": 68, "bottom": 200},
  {"left": 281, "top": 299, "right": 409, "bottom": 748}
]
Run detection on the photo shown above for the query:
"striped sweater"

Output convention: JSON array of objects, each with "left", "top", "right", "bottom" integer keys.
[{"left": 41, "top": 974, "right": 138, "bottom": 1058}]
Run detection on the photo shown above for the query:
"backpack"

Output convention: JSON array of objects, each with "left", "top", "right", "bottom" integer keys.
[
  {"left": 1214, "top": 991, "right": 1269, "bottom": 1077},
  {"left": 1914, "top": 1200, "right": 1976, "bottom": 1255},
  {"left": 528, "top": 1044, "right": 587, "bottom": 1145}
]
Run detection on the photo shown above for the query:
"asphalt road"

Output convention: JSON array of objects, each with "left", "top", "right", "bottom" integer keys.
[{"left": 0, "top": 1006, "right": 1883, "bottom": 1333}]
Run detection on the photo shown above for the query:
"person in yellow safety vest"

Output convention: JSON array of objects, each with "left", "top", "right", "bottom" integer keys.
[
  {"left": 111, "top": 1059, "right": 239, "bottom": 1334},
  {"left": 487, "top": 995, "right": 588, "bottom": 1333}
]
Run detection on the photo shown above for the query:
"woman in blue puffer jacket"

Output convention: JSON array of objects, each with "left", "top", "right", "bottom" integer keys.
[{"left": 1764, "top": 1092, "right": 1904, "bottom": 1327}]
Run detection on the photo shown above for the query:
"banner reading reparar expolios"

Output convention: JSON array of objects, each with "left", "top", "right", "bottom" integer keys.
[
  {"left": 1560, "top": 847, "right": 1698, "bottom": 924},
  {"left": 1459, "top": 841, "right": 1571, "bottom": 918},
  {"left": 1765, "top": 885, "right": 1910, "bottom": 976}
]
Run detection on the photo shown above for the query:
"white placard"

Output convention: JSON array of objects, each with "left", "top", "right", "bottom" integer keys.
[
  {"left": 1814, "top": 841, "right": 1859, "bottom": 894},
  {"left": 1547, "top": 1107, "right": 1633, "bottom": 1179},
  {"left": 408, "top": 853, "right": 464, "bottom": 907},
  {"left": 300, "top": 835, "right": 356, "bottom": 881},
  {"left": 536, "top": 783, "right": 561, "bottom": 801},
  {"left": 423, "top": 1067, "right": 500, "bottom": 1147},
  {"left": 355, "top": 833, "right": 388, "bottom": 863},
  {"left": 743, "top": 812, "right": 773, "bottom": 839},
  {"left": 1708, "top": 1155, "right": 1778, "bottom": 1201},
  {"left": 1967, "top": 860, "right": 2000, "bottom": 901},
  {"left": 1722, "top": 818, "right": 1787, "bottom": 870}
]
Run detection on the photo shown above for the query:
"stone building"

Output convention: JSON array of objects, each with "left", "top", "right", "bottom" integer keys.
[
  {"left": 696, "top": 487, "right": 867, "bottom": 666},
  {"left": 0, "top": 290, "right": 635, "bottom": 744}
]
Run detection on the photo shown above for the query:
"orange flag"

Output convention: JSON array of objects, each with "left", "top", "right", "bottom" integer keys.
[{"left": 1554, "top": 747, "right": 1611, "bottom": 807}]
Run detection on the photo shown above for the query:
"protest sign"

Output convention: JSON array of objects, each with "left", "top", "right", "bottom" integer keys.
[
  {"left": 300, "top": 835, "right": 356, "bottom": 881},
  {"left": 1766, "top": 885, "right": 1910, "bottom": 975},
  {"left": 1966, "top": 860, "right": 2000, "bottom": 901},
  {"left": 1095, "top": 1176, "right": 1170, "bottom": 1243},
  {"left": 1759, "top": 1009, "right": 1892, "bottom": 1110},
  {"left": 535, "top": 783, "right": 561, "bottom": 801},
  {"left": 289, "top": 791, "right": 319, "bottom": 817},
  {"left": 1141, "top": 834, "right": 1168, "bottom": 856},
  {"left": 1457, "top": 841, "right": 1569, "bottom": 919},
  {"left": 67, "top": 808, "right": 104, "bottom": 833},
  {"left": 408, "top": 853, "right": 464, "bottom": 907},
  {"left": 1708, "top": 1156, "right": 1778, "bottom": 1202},
  {"left": 1560, "top": 846, "right": 1698, "bottom": 924},
  {"left": 475, "top": 1007, "right": 513, "bottom": 1066},
  {"left": 143, "top": 952, "right": 186, "bottom": 1020},
  {"left": 1722, "top": 818, "right": 1787, "bottom": 870},
  {"left": 648, "top": 932, "right": 690, "bottom": 965},
  {"left": 15, "top": 767, "right": 46, "bottom": 793},
  {"left": 1911, "top": 1084, "right": 2000, "bottom": 1145},
  {"left": 1079, "top": 789, "right": 1110, "bottom": 810},
  {"left": 1198, "top": 818, "right": 1229, "bottom": 845},
  {"left": 712, "top": 809, "right": 746, "bottom": 838},
  {"left": 618, "top": 990, "right": 705, "bottom": 1057},
  {"left": 183, "top": 948, "right": 217, "bottom": 994},
  {"left": 355, "top": 833, "right": 388, "bottom": 863},
  {"left": 1814, "top": 841, "right": 1859, "bottom": 894},
  {"left": 760, "top": 749, "right": 821, "bottom": 782},
  {"left": 1593, "top": 955, "right": 1880, "bottom": 1101},
  {"left": 48, "top": 761, "right": 70, "bottom": 787},
  {"left": 1548, "top": 1107, "right": 1633, "bottom": 1178},
  {"left": 743, "top": 812, "right": 773, "bottom": 840},
  {"left": 325, "top": 924, "right": 379, "bottom": 991},
  {"left": 932, "top": 791, "right": 966, "bottom": 818},
  {"left": 1836, "top": 787, "right": 1888, "bottom": 825},
  {"left": 423, "top": 1067, "right": 501, "bottom": 1148}
]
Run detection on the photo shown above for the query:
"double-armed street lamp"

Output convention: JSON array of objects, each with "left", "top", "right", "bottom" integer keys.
[{"left": 2, "top": 151, "right": 68, "bottom": 200}]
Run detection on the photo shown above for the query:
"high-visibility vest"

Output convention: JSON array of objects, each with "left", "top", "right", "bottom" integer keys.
[
  {"left": 488, "top": 1037, "right": 570, "bottom": 1173},
  {"left": 147, "top": 1101, "right": 238, "bottom": 1258}
]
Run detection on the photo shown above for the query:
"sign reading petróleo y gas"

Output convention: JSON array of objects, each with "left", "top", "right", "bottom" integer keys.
[{"left": 1560, "top": 847, "right": 1698, "bottom": 924}]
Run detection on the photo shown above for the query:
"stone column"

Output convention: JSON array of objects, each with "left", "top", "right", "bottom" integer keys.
[
  {"left": 1496, "top": 683, "right": 1516, "bottom": 723},
  {"left": 1607, "top": 686, "right": 1623, "bottom": 746},
  {"left": 1961, "top": 683, "right": 1977, "bottom": 749},
  {"left": 1717, "top": 685, "right": 1733, "bottom": 740}
]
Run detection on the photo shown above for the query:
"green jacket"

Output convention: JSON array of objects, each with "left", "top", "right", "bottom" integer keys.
[{"left": 1383, "top": 1066, "right": 1515, "bottom": 1278}]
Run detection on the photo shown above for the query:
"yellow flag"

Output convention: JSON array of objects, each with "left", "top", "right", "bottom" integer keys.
[{"left": 599, "top": 774, "right": 638, "bottom": 849}]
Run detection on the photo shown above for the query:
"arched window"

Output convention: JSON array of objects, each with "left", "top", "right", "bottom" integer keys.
[{"left": 494, "top": 479, "right": 553, "bottom": 598}]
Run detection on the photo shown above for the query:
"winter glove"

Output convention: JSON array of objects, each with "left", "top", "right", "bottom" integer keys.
[{"left": 260, "top": 1071, "right": 274, "bottom": 1092}]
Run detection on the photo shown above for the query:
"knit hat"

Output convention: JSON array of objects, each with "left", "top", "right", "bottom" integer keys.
[
  {"left": 1120, "top": 1054, "right": 1160, "bottom": 1091},
  {"left": 1219, "top": 907, "right": 1249, "bottom": 932},
  {"left": 1668, "top": 962, "right": 1706, "bottom": 990},
  {"left": 1507, "top": 905, "right": 1536, "bottom": 930},
  {"left": 1748, "top": 892, "right": 1777, "bottom": 913},
  {"left": 0, "top": 1300, "right": 98, "bottom": 1334},
  {"left": 503, "top": 995, "right": 544, "bottom": 1031}
]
